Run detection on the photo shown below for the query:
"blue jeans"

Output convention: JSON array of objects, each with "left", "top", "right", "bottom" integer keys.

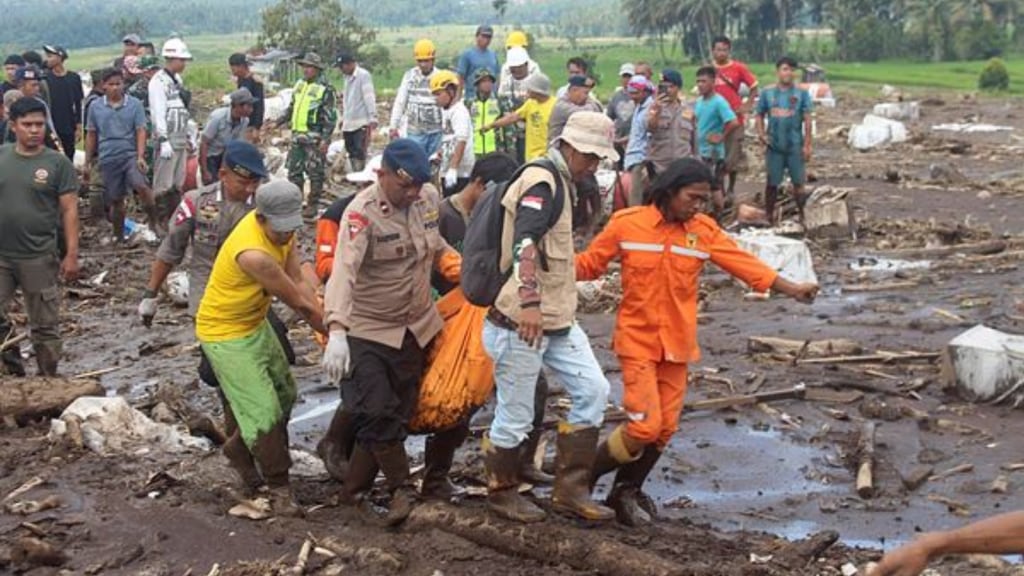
[
  {"left": 483, "top": 320, "right": 610, "bottom": 449},
  {"left": 408, "top": 131, "right": 442, "bottom": 158}
]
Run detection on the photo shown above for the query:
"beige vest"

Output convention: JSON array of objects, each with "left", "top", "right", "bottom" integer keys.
[{"left": 495, "top": 164, "right": 577, "bottom": 331}]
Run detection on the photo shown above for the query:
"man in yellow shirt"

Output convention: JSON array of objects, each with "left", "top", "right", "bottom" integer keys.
[
  {"left": 196, "top": 180, "right": 326, "bottom": 517},
  {"left": 483, "top": 73, "right": 554, "bottom": 161}
]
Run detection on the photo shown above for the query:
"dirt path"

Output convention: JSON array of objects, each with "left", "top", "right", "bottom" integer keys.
[{"left": 4, "top": 89, "right": 1024, "bottom": 574}]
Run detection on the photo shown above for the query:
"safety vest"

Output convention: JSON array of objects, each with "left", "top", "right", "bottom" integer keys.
[
  {"left": 290, "top": 79, "right": 328, "bottom": 134},
  {"left": 471, "top": 96, "right": 501, "bottom": 155}
]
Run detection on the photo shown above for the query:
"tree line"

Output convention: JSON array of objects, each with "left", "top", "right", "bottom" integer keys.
[{"left": 624, "top": 0, "right": 1024, "bottom": 63}]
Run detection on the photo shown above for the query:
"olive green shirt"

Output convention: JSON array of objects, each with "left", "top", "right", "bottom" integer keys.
[{"left": 0, "top": 144, "right": 78, "bottom": 259}]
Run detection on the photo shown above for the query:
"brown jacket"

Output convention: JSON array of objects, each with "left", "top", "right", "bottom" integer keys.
[
  {"left": 324, "top": 182, "right": 460, "bottom": 349},
  {"left": 495, "top": 162, "right": 577, "bottom": 331}
]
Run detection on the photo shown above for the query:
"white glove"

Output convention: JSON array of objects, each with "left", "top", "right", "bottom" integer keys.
[
  {"left": 444, "top": 168, "right": 458, "bottom": 188},
  {"left": 138, "top": 297, "right": 158, "bottom": 327},
  {"left": 159, "top": 141, "right": 174, "bottom": 159},
  {"left": 322, "top": 330, "right": 351, "bottom": 383}
]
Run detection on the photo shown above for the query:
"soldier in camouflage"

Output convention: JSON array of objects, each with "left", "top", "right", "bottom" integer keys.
[{"left": 277, "top": 52, "right": 337, "bottom": 218}]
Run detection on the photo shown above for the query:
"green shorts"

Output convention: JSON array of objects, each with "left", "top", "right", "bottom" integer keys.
[
  {"left": 766, "top": 148, "right": 806, "bottom": 188},
  {"left": 200, "top": 320, "right": 296, "bottom": 448}
]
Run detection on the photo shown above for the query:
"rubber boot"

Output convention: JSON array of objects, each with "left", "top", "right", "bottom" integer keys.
[
  {"left": 340, "top": 444, "right": 379, "bottom": 503},
  {"left": 519, "top": 375, "right": 554, "bottom": 484},
  {"left": 112, "top": 201, "right": 126, "bottom": 243},
  {"left": 483, "top": 435, "right": 546, "bottom": 523},
  {"left": 316, "top": 408, "right": 357, "bottom": 482},
  {"left": 252, "top": 422, "right": 304, "bottom": 518},
  {"left": 518, "top": 429, "right": 554, "bottom": 485},
  {"left": 590, "top": 425, "right": 645, "bottom": 489},
  {"left": 551, "top": 425, "right": 615, "bottom": 521},
  {"left": 304, "top": 181, "right": 323, "bottom": 218},
  {"left": 220, "top": 393, "right": 263, "bottom": 495},
  {"left": 350, "top": 158, "right": 365, "bottom": 173},
  {"left": 607, "top": 445, "right": 662, "bottom": 527},
  {"left": 34, "top": 344, "right": 59, "bottom": 377},
  {"left": 372, "top": 442, "right": 415, "bottom": 526},
  {"left": 420, "top": 424, "right": 469, "bottom": 500}
]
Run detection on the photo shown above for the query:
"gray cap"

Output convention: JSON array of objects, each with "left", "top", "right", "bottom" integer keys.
[
  {"left": 256, "top": 180, "right": 304, "bottom": 233},
  {"left": 122, "top": 34, "right": 142, "bottom": 45},
  {"left": 524, "top": 72, "right": 551, "bottom": 97},
  {"left": 229, "top": 87, "right": 255, "bottom": 106}
]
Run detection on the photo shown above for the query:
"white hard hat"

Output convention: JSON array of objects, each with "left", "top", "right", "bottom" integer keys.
[
  {"left": 162, "top": 38, "right": 193, "bottom": 60},
  {"left": 506, "top": 46, "right": 529, "bottom": 67}
]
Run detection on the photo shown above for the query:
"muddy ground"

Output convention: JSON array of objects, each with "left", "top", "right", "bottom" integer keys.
[{"left": 4, "top": 89, "right": 1024, "bottom": 575}]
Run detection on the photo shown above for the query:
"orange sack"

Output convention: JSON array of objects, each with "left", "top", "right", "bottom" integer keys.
[{"left": 409, "top": 287, "right": 494, "bottom": 434}]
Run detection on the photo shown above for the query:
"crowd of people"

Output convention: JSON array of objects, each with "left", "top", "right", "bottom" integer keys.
[{"left": 0, "top": 26, "right": 1002, "bottom": 576}]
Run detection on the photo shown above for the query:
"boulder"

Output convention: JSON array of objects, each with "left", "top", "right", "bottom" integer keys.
[{"left": 848, "top": 114, "right": 908, "bottom": 151}]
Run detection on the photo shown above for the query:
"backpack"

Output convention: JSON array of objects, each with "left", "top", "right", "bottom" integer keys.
[{"left": 461, "top": 159, "right": 565, "bottom": 307}]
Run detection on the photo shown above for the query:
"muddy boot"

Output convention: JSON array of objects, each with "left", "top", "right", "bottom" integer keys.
[
  {"left": 607, "top": 445, "right": 662, "bottom": 527},
  {"left": 341, "top": 444, "right": 379, "bottom": 503},
  {"left": 590, "top": 425, "right": 644, "bottom": 489},
  {"left": 252, "top": 422, "right": 304, "bottom": 518},
  {"left": 220, "top": 395, "right": 263, "bottom": 495},
  {"left": 519, "top": 429, "right": 554, "bottom": 485},
  {"left": 303, "top": 182, "right": 324, "bottom": 219},
  {"left": 484, "top": 435, "right": 546, "bottom": 523},
  {"left": 372, "top": 442, "right": 415, "bottom": 526},
  {"left": 350, "top": 158, "right": 365, "bottom": 173},
  {"left": 421, "top": 425, "right": 469, "bottom": 500},
  {"left": 551, "top": 425, "right": 615, "bottom": 521},
  {"left": 34, "top": 344, "right": 59, "bottom": 377},
  {"left": 316, "top": 408, "right": 357, "bottom": 483}
]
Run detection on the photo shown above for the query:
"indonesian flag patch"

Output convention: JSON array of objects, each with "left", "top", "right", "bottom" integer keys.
[
  {"left": 173, "top": 197, "right": 196, "bottom": 225},
  {"left": 347, "top": 212, "right": 369, "bottom": 240},
  {"left": 521, "top": 195, "right": 545, "bottom": 211}
]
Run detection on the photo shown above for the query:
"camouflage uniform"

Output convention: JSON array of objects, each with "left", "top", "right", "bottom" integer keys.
[
  {"left": 128, "top": 77, "right": 156, "bottom": 183},
  {"left": 282, "top": 62, "right": 337, "bottom": 217}
]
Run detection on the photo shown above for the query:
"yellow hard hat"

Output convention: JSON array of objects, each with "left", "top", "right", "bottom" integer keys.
[
  {"left": 430, "top": 69, "right": 460, "bottom": 93},
  {"left": 506, "top": 31, "right": 528, "bottom": 50},
  {"left": 413, "top": 39, "right": 436, "bottom": 61}
]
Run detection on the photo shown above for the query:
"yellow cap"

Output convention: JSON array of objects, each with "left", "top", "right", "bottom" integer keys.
[
  {"left": 413, "top": 39, "right": 436, "bottom": 61},
  {"left": 505, "top": 30, "right": 528, "bottom": 49},
  {"left": 429, "top": 69, "right": 460, "bottom": 93}
]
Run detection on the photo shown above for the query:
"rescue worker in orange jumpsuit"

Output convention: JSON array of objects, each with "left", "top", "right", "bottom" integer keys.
[{"left": 575, "top": 157, "right": 819, "bottom": 526}]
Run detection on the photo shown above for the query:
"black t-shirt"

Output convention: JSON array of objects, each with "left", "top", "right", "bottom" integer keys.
[
  {"left": 45, "top": 71, "right": 83, "bottom": 136},
  {"left": 237, "top": 76, "right": 265, "bottom": 128}
]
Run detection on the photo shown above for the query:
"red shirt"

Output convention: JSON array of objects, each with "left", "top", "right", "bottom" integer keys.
[{"left": 714, "top": 60, "right": 758, "bottom": 120}]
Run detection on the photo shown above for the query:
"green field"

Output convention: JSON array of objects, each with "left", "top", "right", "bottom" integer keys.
[{"left": 65, "top": 26, "right": 1024, "bottom": 100}]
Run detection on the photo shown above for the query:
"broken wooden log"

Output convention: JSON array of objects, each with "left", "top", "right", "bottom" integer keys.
[
  {"left": 316, "top": 536, "right": 404, "bottom": 572},
  {"left": 874, "top": 239, "right": 1007, "bottom": 259},
  {"left": 842, "top": 281, "right": 920, "bottom": 293},
  {"left": 688, "top": 384, "right": 806, "bottom": 412},
  {"left": 930, "top": 463, "right": 974, "bottom": 482},
  {"left": 748, "top": 336, "right": 863, "bottom": 358},
  {"left": 798, "top": 352, "right": 939, "bottom": 365},
  {"left": 856, "top": 421, "right": 877, "bottom": 499},
  {"left": 406, "top": 502, "right": 686, "bottom": 576},
  {"left": 0, "top": 377, "right": 103, "bottom": 425}
]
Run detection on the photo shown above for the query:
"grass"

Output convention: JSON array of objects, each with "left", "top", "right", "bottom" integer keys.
[{"left": 65, "top": 27, "right": 1024, "bottom": 99}]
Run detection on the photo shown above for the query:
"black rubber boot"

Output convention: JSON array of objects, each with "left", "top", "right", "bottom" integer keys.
[
  {"left": 373, "top": 442, "right": 415, "bottom": 526},
  {"left": 607, "top": 445, "right": 662, "bottom": 527},
  {"left": 484, "top": 435, "right": 546, "bottom": 523},
  {"left": 317, "top": 408, "right": 357, "bottom": 483},
  {"left": 420, "top": 424, "right": 469, "bottom": 500},
  {"left": 0, "top": 319, "right": 25, "bottom": 377},
  {"left": 551, "top": 425, "right": 614, "bottom": 521}
]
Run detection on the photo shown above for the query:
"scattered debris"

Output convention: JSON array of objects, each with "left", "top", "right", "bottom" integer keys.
[
  {"left": 873, "top": 101, "right": 920, "bottom": 121},
  {"left": 930, "top": 463, "right": 975, "bottom": 482},
  {"left": 803, "top": 186, "right": 856, "bottom": 239},
  {"left": 927, "top": 493, "right": 971, "bottom": 516},
  {"left": 228, "top": 498, "right": 272, "bottom": 521},
  {"left": 4, "top": 494, "right": 61, "bottom": 515},
  {"left": 991, "top": 474, "right": 1010, "bottom": 494},
  {"left": 901, "top": 466, "right": 935, "bottom": 492},
  {"left": 10, "top": 537, "right": 67, "bottom": 568},
  {"left": 48, "top": 396, "right": 212, "bottom": 455},
  {"left": 932, "top": 123, "right": 1013, "bottom": 133},
  {"left": 688, "top": 384, "right": 807, "bottom": 412}
]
